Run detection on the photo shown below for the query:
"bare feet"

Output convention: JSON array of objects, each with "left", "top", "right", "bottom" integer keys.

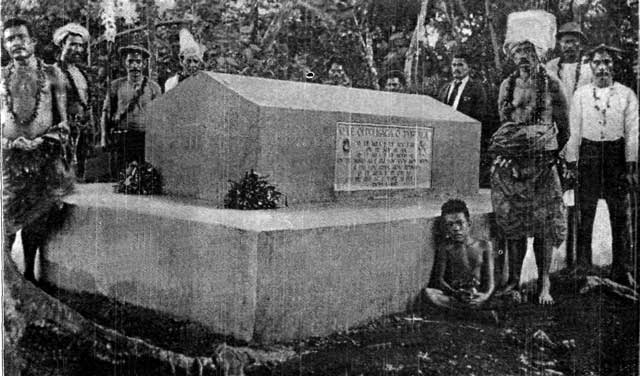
[
  {"left": 538, "top": 277, "right": 554, "bottom": 305},
  {"left": 538, "top": 291, "right": 554, "bottom": 305},
  {"left": 495, "top": 282, "right": 519, "bottom": 296}
]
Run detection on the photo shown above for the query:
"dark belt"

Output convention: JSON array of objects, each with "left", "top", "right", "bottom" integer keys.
[{"left": 580, "top": 137, "right": 624, "bottom": 146}]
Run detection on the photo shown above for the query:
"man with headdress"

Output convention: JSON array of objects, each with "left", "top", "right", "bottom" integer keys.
[
  {"left": 490, "top": 11, "right": 569, "bottom": 304},
  {"left": 564, "top": 44, "right": 638, "bottom": 285},
  {"left": 164, "top": 28, "right": 206, "bottom": 92},
  {"left": 545, "top": 21, "right": 594, "bottom": 269},
  {"left": 2, "top": 18, "right": 73, "bottom": 282},
  {"left": 100, "top": 45, "right": 161, "bottom": 179},
  {"left": 53, "top": 22, "right": 92, "bottom": 181}
]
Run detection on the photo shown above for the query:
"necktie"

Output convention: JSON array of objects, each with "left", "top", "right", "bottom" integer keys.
[{"left": 447, "top": 80, "right": 461, "bottom": 106}]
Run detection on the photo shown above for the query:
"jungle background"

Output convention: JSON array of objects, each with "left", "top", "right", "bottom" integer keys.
[
  {"left": 2, "top": 1, "right": 640, "bottom": 375},
  {"left": 3, "top": 0, "right": 639, "bottom": 97}
]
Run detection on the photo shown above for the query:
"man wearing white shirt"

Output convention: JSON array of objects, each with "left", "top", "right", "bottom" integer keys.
[{"left": 565, "top": 44, "right": 639, "bottom": 284}]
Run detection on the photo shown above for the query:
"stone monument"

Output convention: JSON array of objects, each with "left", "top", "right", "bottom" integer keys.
[
  {"left": 145, "top": 72, "right": 481, "bottom": 205},
  {"left": 43, "top": 72, "right": 489, "bottom": 344}
]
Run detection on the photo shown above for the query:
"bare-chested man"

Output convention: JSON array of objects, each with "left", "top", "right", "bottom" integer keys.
[
  {"left": 425, "top": 199, "right": 497, "bottom": 319},
  {"left": 53, "top": 23, "right": 92, "bottom": 181},
  {"left": 2, "top": 18, "right": 73, "bottom": 282},
  {"left": 491, "top": 22, "right": 569, "bottom": 305}
]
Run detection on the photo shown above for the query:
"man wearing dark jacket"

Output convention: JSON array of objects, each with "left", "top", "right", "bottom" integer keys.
[
  {"left": 437, "top": 51, "right": 489, "bottom": 186},
  {"left": 437, "top": 52, "right": 487, "bottom": 123}
]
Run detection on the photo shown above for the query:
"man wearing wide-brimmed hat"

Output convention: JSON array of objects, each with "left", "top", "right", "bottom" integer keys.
[
  {"left": 100, "top": 45, "right": 161, "bottom": 179},
  {"left": 490, "top": 11, "right": 569, "bottom": 305},
  {"left": 564, "top": 44, "right": 638, "bottom": 285},
  {"left": 164, "top": 28, "right": 206, "bottom": 92},
  {"left": 546, "top": 22, "right": 593, "bottom": 106},
  {"left": 545, "top": 22, "right": 593, "bottom": 271},
  {"left": 53, "top": 23, "right": 93, "bottom": 181}
]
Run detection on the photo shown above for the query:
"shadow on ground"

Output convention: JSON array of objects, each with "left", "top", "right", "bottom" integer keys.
[{"left": 18, "top": 267, "right": 639, "bottom": 376}]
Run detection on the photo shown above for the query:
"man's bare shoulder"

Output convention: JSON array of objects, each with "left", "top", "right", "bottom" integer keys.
[{"left": 469, "top": 238, "right": 493, "bottom": 256}]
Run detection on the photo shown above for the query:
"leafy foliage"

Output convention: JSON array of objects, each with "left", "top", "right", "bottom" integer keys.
[
  {"left": 1, "top": 0, "right": 637, "bottom": 94},
  {"left": 114, "top": 161, "right": 163, "bottom": 195},
  {"left": 224, "top": 170, "right": 282, "bottom": 210}
]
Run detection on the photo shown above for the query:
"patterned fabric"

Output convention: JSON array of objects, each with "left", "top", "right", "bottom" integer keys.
[
  {"left": 3, "top": 140, "right": 74, "bottom": 235},
  {"left": 491, "top": 163, "right": 566, "bottom": 246},
  {"left": 489, "top": 122, "right": 567, "bottom": 246}
]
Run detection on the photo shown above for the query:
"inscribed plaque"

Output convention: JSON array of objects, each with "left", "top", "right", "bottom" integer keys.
[{"left": 334, "top": 122, "right": 433, "bottom": 191}]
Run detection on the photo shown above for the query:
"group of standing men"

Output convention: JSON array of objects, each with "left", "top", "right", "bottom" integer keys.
[
  {"left": 1, "top": 18, "right": 208, "bottom": 283},
  {"left": 2, "top": 15, "right": 638, "bottom": 309},
  {"left": 426, "top": 16, "right": 637, "bottom": 318}
]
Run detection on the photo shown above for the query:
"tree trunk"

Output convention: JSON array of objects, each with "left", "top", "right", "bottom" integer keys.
[
  {"left": 353, "top": 11, "right": 379, "bottom": 89},
  {"left": 146, "top": 0, "right": 158, "bottom": 81},
  {"left": 484, "top": 0, "right": 502, "bottom": 72},
  {"left": 404, "top": 0, "right": 429, "bottom": 89},
  {"left": 261, "top": 1, "right": 295, "bottom": 52},
  {"left": 3, "top": 242, "right": 294, "bottom": 375}
]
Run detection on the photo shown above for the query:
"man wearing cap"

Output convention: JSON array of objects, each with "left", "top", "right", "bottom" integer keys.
[
  {"left": 164, "top": 28, "right": 206, "bottom": 92},
  {"left": 53, "top": 23, "right": 92, "bottom": 181},
  {"left": 545, "top": 22, "right": 594, "bottom": 269},
  {"left": 100, "top": 45, "right": 161, "bottom": 179},
  {"left": 491, "top": 11, "right": 569, "bottom": 304},
  {"left": 2, "top": 18, "right": 73, "bottom": 282},
  {"left": 564, "top": 44, "right": 638, "bottom": 285}
]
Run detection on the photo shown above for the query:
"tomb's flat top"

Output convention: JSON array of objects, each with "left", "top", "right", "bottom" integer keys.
[
  {"left": 202, "top": 72, "right": 478, "bottom": 124},
  {"left": 65, "top": 184, "right": 492, "bottom": 232}
]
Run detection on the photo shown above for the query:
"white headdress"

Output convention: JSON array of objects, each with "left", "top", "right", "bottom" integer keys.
[
  {"left": 53, "top": 23, "right": 90, "bottom": 46},
  {"left": 179, "top": 28, "right": 205, "bottom": 61},
  {"left": 503, "top": 10, "right": 556, "bottom": 60}
]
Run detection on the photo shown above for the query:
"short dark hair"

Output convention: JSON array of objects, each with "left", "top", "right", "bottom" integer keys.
[
  {"left": 441, "top": 199, "right": 470, "bottom": 220},
  {"left": 379, "top": 70, "right": 406, "bottom": 87},
  {"left": 326, "top": 56, "right": 345, "bottom": 71},
  {"left": 3, "top": 18, "right": 31, "bottom": 37},
  {"left": 451, "top": 51, "right": 471, "bottom": 64},
  {"left": 61, "top": 32, "right": 84, "bottom": 46}
]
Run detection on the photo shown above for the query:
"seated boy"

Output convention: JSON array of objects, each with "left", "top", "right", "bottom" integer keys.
[{"left": 425, "top": 199, "right": 498, "bottom": 321}]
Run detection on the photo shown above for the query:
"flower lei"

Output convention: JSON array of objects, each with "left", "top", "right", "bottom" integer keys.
[
  {"left": 502, "top": 65, "right": 550, "bottom": 124},
  {"left": 3, "top": 59, "right": 46, "bottom": 128},
  {"left": 59, "top": 60, "right": 90, "bottom": 113},
  {"left": 557, "top": 53, "right": 582, "bottom": 94},
  {"left": 592, "top": 85, "right": 612, "bottom": 127}
]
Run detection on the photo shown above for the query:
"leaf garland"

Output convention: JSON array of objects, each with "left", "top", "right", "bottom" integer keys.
[{"left": 3, "top": 59, "right": 46, "bottom": 128}]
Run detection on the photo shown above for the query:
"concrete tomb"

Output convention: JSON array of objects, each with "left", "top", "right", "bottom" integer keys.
[
  {"left": 146, "top": 72, "right": 481, "bottom": 205},
  {"left": 44, "top": 73, "right": 487, "bottom": 343}
]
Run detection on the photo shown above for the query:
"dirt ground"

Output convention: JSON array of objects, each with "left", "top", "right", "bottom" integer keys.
[{"left": 18, "top": 267, "right": 638, "bottom": 376}]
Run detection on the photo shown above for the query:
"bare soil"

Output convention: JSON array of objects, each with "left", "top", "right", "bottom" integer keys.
[{"left": 20, "top": 269, "right": 639, "bottom": 376}]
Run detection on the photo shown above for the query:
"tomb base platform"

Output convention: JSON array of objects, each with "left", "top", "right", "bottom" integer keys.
[{"left": 44, "top": 183, "right": 494, "bottom": 343}]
